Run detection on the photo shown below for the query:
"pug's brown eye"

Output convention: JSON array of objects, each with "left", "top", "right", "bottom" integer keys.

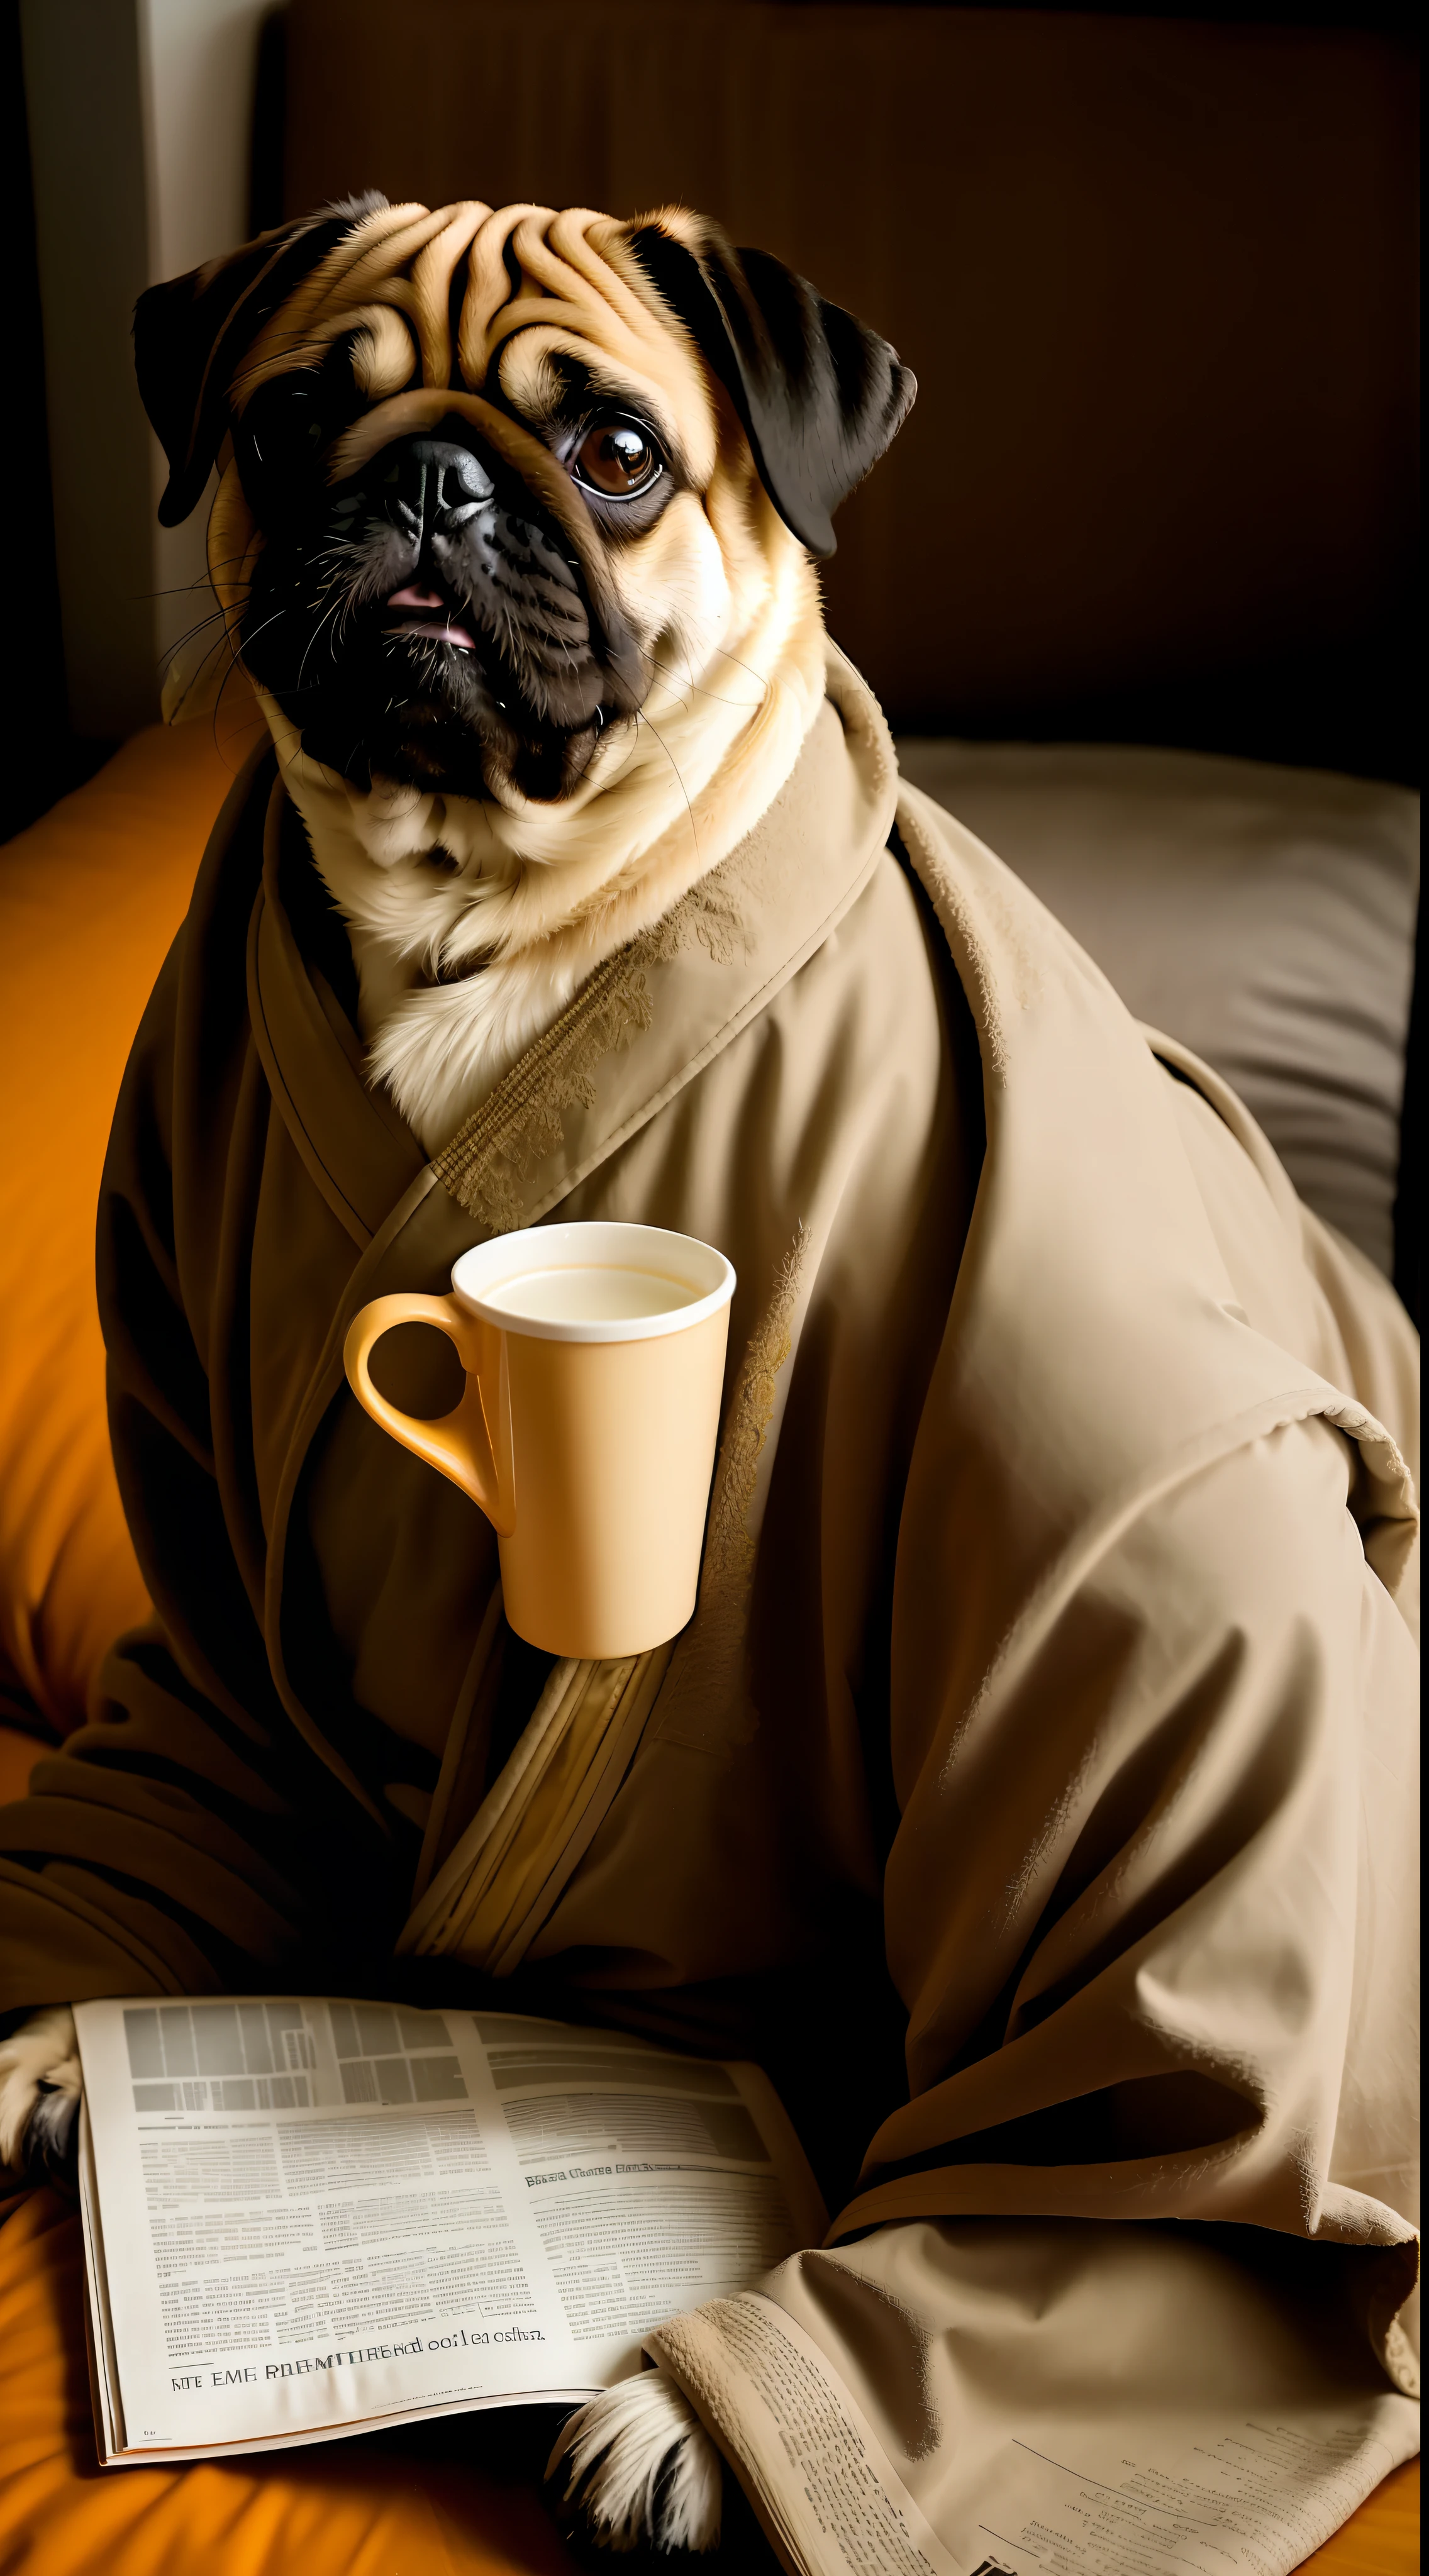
[{"left": 574, "top": 422, "right": 661, "bottom": 497}]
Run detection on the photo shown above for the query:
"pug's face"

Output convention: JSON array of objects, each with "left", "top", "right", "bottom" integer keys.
[
  {"left": 244, "top": 391, "right": 662, "bottom": 804},
  {"left": 138, "top": 197, "right": 914, "bottom": 813}
]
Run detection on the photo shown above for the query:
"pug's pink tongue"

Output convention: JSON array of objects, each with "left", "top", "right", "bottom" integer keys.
[{"left": 386, "top": 584, "right": 477, "bottom": 649}]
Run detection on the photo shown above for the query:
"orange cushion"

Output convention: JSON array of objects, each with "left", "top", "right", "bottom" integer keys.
[
  {"left": 0, "top": 2186, "right": 574, "bottom": 2574},
  {"left": 0, "top": 723, "right": 240, "bottom": 1735}
]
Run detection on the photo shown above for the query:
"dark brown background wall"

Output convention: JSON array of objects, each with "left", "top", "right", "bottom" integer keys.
[{"left": 279, "top": 0, "right": 1420, "bottom": 776}]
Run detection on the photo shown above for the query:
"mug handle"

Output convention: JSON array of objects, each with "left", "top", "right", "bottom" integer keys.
[{"left": 342, "top": 1293, "right": 512, "bottom": 1532}]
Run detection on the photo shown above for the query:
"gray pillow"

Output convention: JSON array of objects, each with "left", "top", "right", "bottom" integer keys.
[{"left": 895, "top": 740, "right": 1420, "bottom": 1280}]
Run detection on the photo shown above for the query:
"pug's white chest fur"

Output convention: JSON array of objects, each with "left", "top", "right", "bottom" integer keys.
[{"left": 291, "top": 769, "right": 593, "bottom": 1153}]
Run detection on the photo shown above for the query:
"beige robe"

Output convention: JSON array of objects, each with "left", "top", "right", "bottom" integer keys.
[{"left": 0, "top": 652, "right": 1416, "bottom": 2550}]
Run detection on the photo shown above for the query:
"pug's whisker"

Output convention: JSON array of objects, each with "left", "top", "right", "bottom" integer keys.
[
  {"left": 142, "top": 550, "right": 259, "bottom": 600},
  {"left": 708, "top": 645, "right": 775, "bottom": 704},
  {"left": 156, "top": 608, "right": 228, "bottom": 667},
  {"left": 294, "top": 593, "right": 348, "bottom": 691},
  {"left": 143, "top": 578, "right": 247, "bottom": 606},
  {"left": 206, "top": 636, "right": 273, "bottom": 762},
  {"left": 635, "top": 709, "right": 699, "bottom": 859},
  {"left": 640, "top": 645, "right": 765, "bottom": 714},
  {"left": 639, "top": 648, "right": 699, "bottom": 716},
  {"left": 163, "top": 594, "right": 232, "bottom": 633},
  {"left": 233, "top": 609, "right": 291, "bottom": 674}
]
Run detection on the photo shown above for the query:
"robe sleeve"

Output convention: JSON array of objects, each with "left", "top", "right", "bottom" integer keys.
[
  {"left": 0, "top": 926, "right": 398, "bottom": 2016},
  {"left": 652, "top": 2211, "right": 1420, "bottom": 2575},
  {"left": 648, "top": 1399, "right": 1419, "bottom": 2568}
]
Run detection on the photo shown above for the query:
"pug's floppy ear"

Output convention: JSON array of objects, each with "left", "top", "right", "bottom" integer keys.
[
  {"left": 626, "top": 212, "right": 916, "bottom": 558},
  {"left": 133, "top": 192, "right": 389, "bottom": 528}
]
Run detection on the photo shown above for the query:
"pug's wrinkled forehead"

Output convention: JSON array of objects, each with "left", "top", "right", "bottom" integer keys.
[
  {"left": 137, "top": 191, "right": 915, "bottom": 562},
  {"left": 246, "top": 201, "right": 716, "bottom": 484}
]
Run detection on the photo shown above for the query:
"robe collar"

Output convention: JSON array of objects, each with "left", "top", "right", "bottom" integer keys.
[{"left": 247, "top": 647, "right": 899, "bottom": 1252}]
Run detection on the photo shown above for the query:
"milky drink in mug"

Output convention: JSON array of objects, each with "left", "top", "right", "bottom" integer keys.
[{"left": 343, "top": 1222, "right": 736, "bottom": 1658}]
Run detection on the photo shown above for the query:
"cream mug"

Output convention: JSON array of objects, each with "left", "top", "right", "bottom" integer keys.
[{"left": 343, "top": 1222, "right": 735, "bottom": 1658}]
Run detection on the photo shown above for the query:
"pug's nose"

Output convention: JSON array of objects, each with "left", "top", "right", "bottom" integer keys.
[{"left": 387, "top": 438, "right": 495, "bottom": 535}]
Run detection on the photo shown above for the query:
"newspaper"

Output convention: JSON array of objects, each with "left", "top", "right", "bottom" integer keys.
[{"left": 73, "top": 1996, "right": 825, "bottom": 2464}]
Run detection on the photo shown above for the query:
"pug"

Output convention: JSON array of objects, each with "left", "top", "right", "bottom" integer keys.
[
  {"left": 137, "top": 191, "right": 914, "bottom": 1147},
  {"left": 0, "top": 188, "right": 915, "bottom": 2549}
]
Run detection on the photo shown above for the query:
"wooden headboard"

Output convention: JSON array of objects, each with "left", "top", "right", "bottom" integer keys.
[{"left": 278, "top": 2, "right": 1419, "bottom": 778}]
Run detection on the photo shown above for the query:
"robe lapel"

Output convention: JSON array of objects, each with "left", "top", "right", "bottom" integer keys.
[
  {"left": 248, "top": 784, "right": 428, "bottom": 1247},
  {"left": 432, "top": 675, "right": 897, "bottom": 1231}
]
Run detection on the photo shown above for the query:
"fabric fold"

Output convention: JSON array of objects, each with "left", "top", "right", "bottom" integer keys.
[{"left": 401, "top": 1644, "right": 674, "bottom": 1974}]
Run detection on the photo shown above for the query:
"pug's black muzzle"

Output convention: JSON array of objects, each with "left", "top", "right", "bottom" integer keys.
[{"left": 239, "top": 414, "right": 648, "bottom": 804}]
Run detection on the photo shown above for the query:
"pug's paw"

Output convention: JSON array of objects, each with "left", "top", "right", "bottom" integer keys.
[
  {"left": 0, "top": 2007, "right": 81, "bottom": 2177},
  {"left": 549, "top": 2368, "right": 723, "bottom": 2552}
]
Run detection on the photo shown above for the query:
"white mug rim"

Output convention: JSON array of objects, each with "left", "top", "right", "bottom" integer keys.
[{"left": 450, "top": 1221, "right": 737, "bottom": 1344}]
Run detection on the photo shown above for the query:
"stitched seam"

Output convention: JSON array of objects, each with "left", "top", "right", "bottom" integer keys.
[
  {"left": 430, "top": 842, "right": 886, "bottom": 1233},
  {"left": 430, "top": 953, "right": 650, "bottom": 1228},
  {"left": 428, "top": 842, "right": 752, "bottom": 1228}
]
